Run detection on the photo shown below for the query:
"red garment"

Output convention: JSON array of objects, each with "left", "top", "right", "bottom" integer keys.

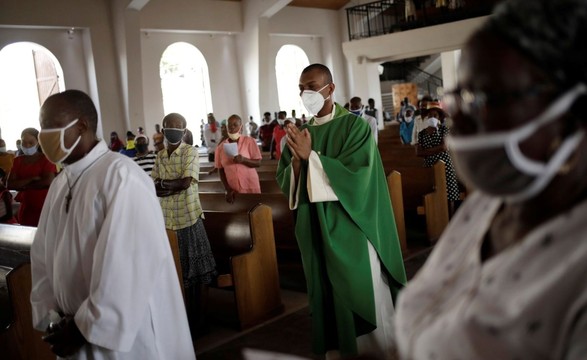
[
  {"left": 272, "top": 125, "right": 287, "bottom": 160},
  {"left": 259, "top": 123, "right": 276, "bottom": 150},
  {"left": 110, "top": 138, "right": 124, "bottom": 152},
  {"left": 11, "top": 155, "right": 56, "bottom": 226}
]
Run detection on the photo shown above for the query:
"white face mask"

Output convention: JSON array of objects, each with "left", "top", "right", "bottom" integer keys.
[
  {"left": 0, "top": 147, "right": 6, "bottom": 153},
  {"left": 228, "top": 126, "right": 241, "bottom": 141},
  {"left": 277, "top": 119, "right": 285, "bottom": 126},
  {"left": 301, "top": 84, "right": 331, "bottom": 116},
  {"left": 427, "top": 117, "right": 439, "bottom": 128},
  {"left": 447, "top": 83, "right": 587, "bottom": 203},
  {"left": 21, "top": 144, "right": 39, "bottom": 156}
]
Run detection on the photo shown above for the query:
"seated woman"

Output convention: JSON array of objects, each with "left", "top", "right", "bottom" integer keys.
[
  {"left": 7, "top": 128, "right": 56, "bottom": 226},
  {"left": 215, "top": 114, "right": 262, "bottom": 203},
  {"left": 416, "top": 102, "right": 461, "bottom": 213},
  {"left": 0, "top": 168, "right": 17, "bottom": 224},
  {"left": 395, "top": 0, "right": 587, "bottom": 358}
]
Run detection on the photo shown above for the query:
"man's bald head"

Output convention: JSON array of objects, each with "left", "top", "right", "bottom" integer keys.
[
  {"left": 162, "top": 113, "right": 187, "bottom": 129},
  {"left": 227, "top": 114, "right": 242, "bottom": 124},
  {"left": 301, "top": 64, "right": 333, "bottom": 85},
  {"left": 41, "top": 90, "right": 98, "bottom": 133}
]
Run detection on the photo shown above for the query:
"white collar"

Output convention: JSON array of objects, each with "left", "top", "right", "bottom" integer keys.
[{"left": 311, "top": 104, "right": 336, "bottom": 126}]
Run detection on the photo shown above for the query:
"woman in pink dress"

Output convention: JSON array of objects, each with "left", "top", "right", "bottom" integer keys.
[
  {"left": 7, "top": 128, "right": 56, "bottom": 226},
  {"left": 215, "top": 114, "right": 262, "bottom": 203}
]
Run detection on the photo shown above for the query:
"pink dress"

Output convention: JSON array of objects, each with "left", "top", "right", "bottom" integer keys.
[{"left": 215, "top": 136, "right": 262, "bottom": 193}]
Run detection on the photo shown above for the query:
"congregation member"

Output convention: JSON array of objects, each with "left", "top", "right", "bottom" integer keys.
[
  {"left": 399, "top": 107, "right": 415, "bottom": 144},
  {"left": 133, "top": 134, "right": 157, "bottom": 174},
  {"left": 183, "top": 128, "right": 194, "bottom": 146},
  {"left": 395, "top": 0, "right": 587, "bottom": 358},
  {"left": 30, "top": 90, "right": 195, "bottom": 359},
  {"left": 246, "top": 115, "right": 259, "bottom": 138},
  {"left": 416, "top": 101, "right": 460, "bottom": 213},
  {"left": 215, "top": 114, "right": 262, "bottom": 203},
  {"left": 411, "top": 95, "right": 433, "bottom": 145},
  {"left": 203, "top": 113, "right": 222, "bottom": 162},
  {"left": 0, "top": 168, "right": 16, "bottom": 224},
  {"left": 152, "top": 123, "right": 165, "bottom": 152},
  {"left": 364, "top": 97, "right": 379, "bottom": 123},
  {"left": 349, "top": 96, "right": 378, "bottom": 144},
  {"left": 0, "top": 138, "right": 15, "bottom": 174},
  {"left": 271, "top": 111, "right": 288, "bottom": 160},
  {"left": 258, "top": 111, "right": 275, "bottom": 152},
  {"left": 7, "top": 127, "right": 56, "bottom": 226},
  {"left": 152, "top": 112, "right": 217, "bottom": 336},
  {"left": 277, "top": 63, "right": 406, "bottom": 359},
  {"left": 108, "top": 131, "right": 124, "bottom": 152},
  {"left": 15, "top": 139, "right": 24, "bottom": 156},
  {"left": 119, "top": 131, "right": 137, "bottom": 157}
]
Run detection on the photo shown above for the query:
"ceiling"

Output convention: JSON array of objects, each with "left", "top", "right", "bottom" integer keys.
[
  {"left": 219, "top": 0, "right": 351, "bottom": 10},
  {"left": 289, "top": 0, "right": 351, "bottom": 10}
]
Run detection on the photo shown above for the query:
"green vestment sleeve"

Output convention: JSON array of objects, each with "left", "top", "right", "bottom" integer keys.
[{"left": 276, "top": 104, "right": 407, "bottom": 356}]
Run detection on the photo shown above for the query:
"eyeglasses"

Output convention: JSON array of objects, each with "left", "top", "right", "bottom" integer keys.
[{"left": 442, "top": 84, "right": 556, "bottom": 121}]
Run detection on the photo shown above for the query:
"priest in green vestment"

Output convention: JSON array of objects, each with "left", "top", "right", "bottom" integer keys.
[{"left": 277, "top": 63, "right": 407, "bottom": 358}]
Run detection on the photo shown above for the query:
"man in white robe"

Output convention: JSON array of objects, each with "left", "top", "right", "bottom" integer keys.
[{"left": 30, "top": 90, "right": 195, "bottom": 359}]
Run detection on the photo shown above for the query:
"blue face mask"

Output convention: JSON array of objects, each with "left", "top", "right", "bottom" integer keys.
[{"left": 350, "top": 109, "right": 363, "bottom": 116}]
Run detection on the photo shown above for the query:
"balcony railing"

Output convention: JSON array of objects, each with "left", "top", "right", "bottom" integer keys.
[{"left": 346, "top": 0, "right": 502, "bottom": 41}]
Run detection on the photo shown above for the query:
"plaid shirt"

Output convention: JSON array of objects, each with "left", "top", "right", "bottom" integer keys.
[{"left": 151, "top": 143, "right": 202, "bottom": 230}]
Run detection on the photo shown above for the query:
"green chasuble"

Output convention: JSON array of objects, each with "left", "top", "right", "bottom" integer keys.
[{"left": 276, "top": 103, "right": 407, "bottom": 356}]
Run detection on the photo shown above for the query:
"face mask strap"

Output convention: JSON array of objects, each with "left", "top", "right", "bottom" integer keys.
[
  {"left": 505, "top": 130, "right": 585, "bottom": 203},
  {"left": 504, "top": 84, "right": 587, "bottom": 175}
]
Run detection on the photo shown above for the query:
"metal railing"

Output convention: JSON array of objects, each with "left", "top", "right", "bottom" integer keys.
[{"left": 346, "top": 0, "right": 501, "bottom": 41}]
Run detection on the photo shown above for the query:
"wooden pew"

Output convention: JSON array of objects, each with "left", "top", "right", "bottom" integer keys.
[
  {"left": 378, "top": 123, "right": 450, "bottom": 244},
  {"left": 0, "top": 263, "right": 54, "bottom": 360},
  {"left": 0, "top": 224, "right": 55, "bottom": 360},
  {"left": 199, "top": 171, "right": 276, "bottom": 181},
  {"left": 417, "top": 161, "right": 449, "bottom": 242},
  {"left": 199, "top": 193, "right": 296, "bottom": 254},
  {"left": 387, "top": 171, "right": 407, "bottom": 253},
  {"left": 0, "top": 264, "right": 54, "bottom": 359},
  {"left": 204, "top": 204, "right": 284, "bottom": 329},
  {"left": 0, "top": 224, "right": 35, "bottom": 268},
  {"left": 198, "top": 179, "right": 282, "bottom": 193},
  {"left": 165, "top": 229, "right": 185, "bottom": 303}
]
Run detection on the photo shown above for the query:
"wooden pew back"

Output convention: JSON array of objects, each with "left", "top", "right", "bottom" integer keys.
[
  {"left": 198, "top": 179, "right": 282, "bottom": 193},
  {"left": 0, "top": 224, "right": 35, "bottom": 269},
  {"left": 200, "top": 193, "right": 296, "bottom": 251},
  {"left": 204, "top": 204, "right": 283, "bottom": 329},
  {"left": 0, "top": 263, "right": 54, "bottom": 360},
  {"left": 199, "top": 171, "right": 276, "bottom": 182}
]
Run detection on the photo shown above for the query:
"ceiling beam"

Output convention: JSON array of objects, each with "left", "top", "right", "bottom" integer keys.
[
  {"left": 128, "top": 0, "right": 150, "bottom": 11},
  {"left": 261, "top": 0, "right": 292, "bottom": 18}
]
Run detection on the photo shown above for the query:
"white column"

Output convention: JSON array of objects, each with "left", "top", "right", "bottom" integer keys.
[
  {"left": 349, "top": 58, "right": 384, "bottom": 129},
  {"left": 441, "top": 50, "right": 461, "bottom": 91}
]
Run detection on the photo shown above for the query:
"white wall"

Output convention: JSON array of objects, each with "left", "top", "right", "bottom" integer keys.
[
  {"left": 267, "top": 35, "right": 323, "bottom": 115},
  {"left": 139, "top": 0, "right": 242, "bottom": 33},
  {"left": 0, "top": 0, "right": 127, "bottom": 139},
  {"left": 140, "top": 31, "right": 243, "bottom": 132},
  {"left": 269, "top": 6, "right": 349, "bottom": 104}
]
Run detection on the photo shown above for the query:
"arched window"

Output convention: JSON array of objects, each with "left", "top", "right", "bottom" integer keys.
[
  {"left": 160, "top": 42, "right": 213, "bottom": 146},
  {"left": 275, "top": 45, "right": 310, "bottom": 119},
  {"left": 0, "top": 42, "right": 65, "bottom": 151}
]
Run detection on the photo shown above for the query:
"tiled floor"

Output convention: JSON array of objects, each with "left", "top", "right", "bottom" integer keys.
[{"left": 195, "top": 288, "right": 309, "bottom": 355}]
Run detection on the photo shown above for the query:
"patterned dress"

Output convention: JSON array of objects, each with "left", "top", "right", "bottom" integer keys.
[{"left": 418, "top": 124, "right": 460, "bottom": 201}]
